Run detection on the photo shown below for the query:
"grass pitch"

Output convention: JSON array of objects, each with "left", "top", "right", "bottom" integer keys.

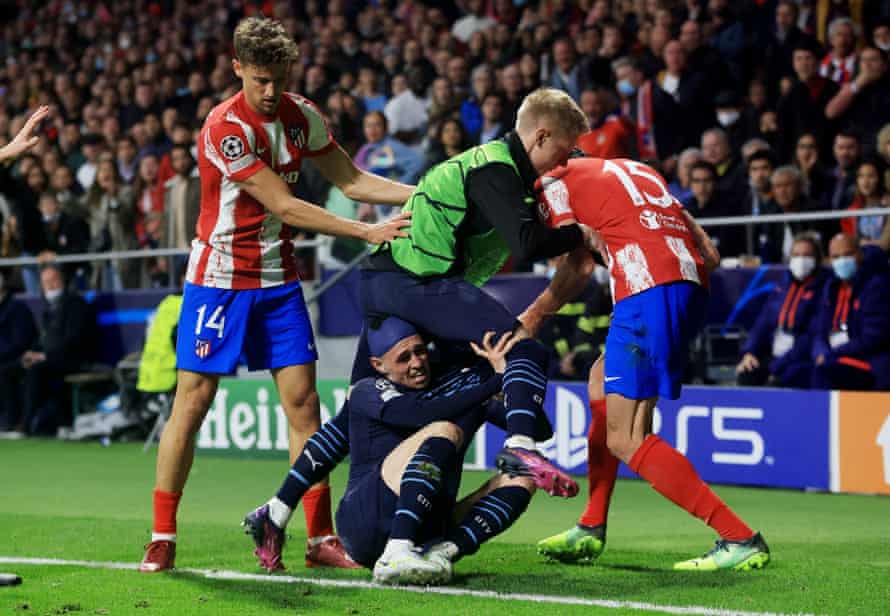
[{"left": 1, "top": 440, "right": 888, "bottom": 615}]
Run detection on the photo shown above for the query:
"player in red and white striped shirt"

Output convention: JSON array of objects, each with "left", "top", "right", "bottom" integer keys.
[
  {"left": 141, "top": 17, "right": 413, "bottom": 574},
  {"left": 527, "top": 156, "right": 770, "bottom": 571}
]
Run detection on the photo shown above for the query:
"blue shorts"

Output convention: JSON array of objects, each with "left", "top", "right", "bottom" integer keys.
[
  {"left": 176, "top": 280, "right": 317, "bottom": 375},
  {"left": 604, "top": 282, "right": 707, "bottom": 400},
  {"left": 336, "top": 467, "right": 452, "bottom": 568}
]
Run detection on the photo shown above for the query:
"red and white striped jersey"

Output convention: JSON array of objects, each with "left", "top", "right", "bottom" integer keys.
[
  {"left": 536, "top": 157, "right": 708, "bottom": 303},
  {"left": 187, "top": 90, "right": 335, "bottom": 289}
]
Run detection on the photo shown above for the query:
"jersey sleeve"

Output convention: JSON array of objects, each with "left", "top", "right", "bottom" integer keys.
[
  {"left": 536, "top": 173, "right": 577, "bottom": 228},
  {"left": 287, "top": 94, "right": 336, "bottom": 156},
  {"left": 204, "top": 121, "right": 266, "bottom": 183}
]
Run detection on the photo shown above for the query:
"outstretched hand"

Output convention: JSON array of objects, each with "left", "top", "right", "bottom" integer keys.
[
  {"left": 470, "top": 331, "right": 520, "bottom": 374},
  {"left": 364, "top": 210, "right": 411, "bottom": 244},
  {"left": 1, "top": 106, "right": 50, "bottom": 164}
]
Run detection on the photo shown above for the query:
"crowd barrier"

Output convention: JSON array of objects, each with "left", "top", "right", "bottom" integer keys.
[{"left": 196, "top": 379, "right": 890, "bottom": 496}]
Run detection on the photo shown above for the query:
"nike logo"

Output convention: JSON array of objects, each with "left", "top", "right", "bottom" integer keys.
[{"left": 604, "top": 376, "right": 622, "bottom": 382}]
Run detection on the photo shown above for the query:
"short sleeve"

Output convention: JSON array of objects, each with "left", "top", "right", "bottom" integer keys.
[
  {"left": 204, "top": 122, "right": 266, "bottom": 183},
  {"left": 287, "top": 94, "right": 335, "bottom": 156},
  {"left": 536, "top": 174, "right": 576, "bottom": 228}
]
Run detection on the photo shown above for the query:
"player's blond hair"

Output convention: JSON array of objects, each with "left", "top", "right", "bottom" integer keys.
[
  {"left": 233, "top": 17, "right": 299, "bottom": 67},
  {"left": 515, "top": 88, "right": 588, "bottom": 140}
]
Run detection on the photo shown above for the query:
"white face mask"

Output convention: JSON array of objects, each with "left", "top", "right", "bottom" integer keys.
[
  {"left": 788, "top": 256, "right": 816, "bottom": 280},
  {"left": 44, "top": 288, "right": 64, "bottom": 303},
  {"left": 717, "top": 110, "right": 740, "bottom": 127}
]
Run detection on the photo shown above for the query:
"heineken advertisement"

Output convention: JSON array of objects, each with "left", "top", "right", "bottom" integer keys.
[{"left": 196, "top": 379, "right": 486, "bottom": 469}]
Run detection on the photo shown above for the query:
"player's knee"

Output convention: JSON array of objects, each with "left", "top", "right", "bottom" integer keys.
[
  {"left": 427, "top": 421, "right": 464, "bottom": 447},
  {"left": 605, "top": 429, "right": 639, "bottom": 464},
  {"left": 170, "top": 380, "right": 216, "bottom": 431},
  {"left": 282, "top": 387, "right": 319, "bottom": 415}
]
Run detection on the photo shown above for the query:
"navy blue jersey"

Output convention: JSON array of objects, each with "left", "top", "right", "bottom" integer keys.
[{"left": 346, "top": 362, "right": 501, "bottom": 482}]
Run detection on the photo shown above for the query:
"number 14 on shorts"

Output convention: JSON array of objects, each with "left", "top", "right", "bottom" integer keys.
[{"left": 195, "top": 304, "right": 226, "bottom": 338}]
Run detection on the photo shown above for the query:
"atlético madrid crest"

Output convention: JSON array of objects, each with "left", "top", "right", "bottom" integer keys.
[
  {"left": 289, "top": 127, "right": 305, "bottom": 149},
  {"left": 195, "top": 339, "right": 211, "bottom": 358}
]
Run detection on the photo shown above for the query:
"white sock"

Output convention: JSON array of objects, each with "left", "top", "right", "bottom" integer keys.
[
  {"left": 266, "top": 497, "right": 293, "bottom": 529},
  {"left": 308, "top": 534, "right": 335, "bottom": 546},
  {"left": 504, "top": 435, "right": 536, "bottom": 451},
  {"left": 151, "top": 532, "right": 176, "bottom": 542},
  {"left": 382, "top": 538, "right": 415, "bottom": 558}
]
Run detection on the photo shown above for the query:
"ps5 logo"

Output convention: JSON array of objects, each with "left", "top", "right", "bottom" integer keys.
[
  {"left": 673, "top": 406, "right": 766, "bottom": 466},
  {"left": 539, "top": 387, "right": 588, "bottom": 469}
]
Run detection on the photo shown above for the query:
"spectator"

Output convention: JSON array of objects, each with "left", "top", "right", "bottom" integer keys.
[
  {"left": 614, "top": 56, "right": 681, "bottom": 161},
  {"left": 736, "top": 234, "right": 828, "bottom": 388},
  {"left": 740, "top": 149, "right": 779, "bottom": 259},
  {"left": 115, "top": 136, "right": 139, "bottom": 184},
  {"left": 82, "top": 159, "right": 137, "bottom": 290},
  {"left": 763, "top": 165, "right": 835, "bottom": 262},
  {"left": 0, "top": 155, "right": 46, "bottom": 294},
  {"left": 764, "top": 0, "right": 821, "bottom": 101},
  {"left": 499, "top": 63, "right": 528, "bottom": 126},
  {"left": 422, "top": 117, "right": 473, "bottom": 173},
  {"left": 0, "top": 267, "right": 37, "bottom": 433},
  {"left": 426, "top": 77, "right": 461, "bottom": 135},
  {"left": 162, "top": 145, "right": 200, "bottom": 251},
  {"left": 452, "top": 0, "right": 496, "bottom": 44},
  {"left": 683, "top": 160, "right": 744, "bottom": 258},
  {"left": 657, "top": 39, "right": 714, "bottom": 150},
  {"left": 701, "top": 127, "right": 746, "bottom": 209},
  {"left": 668, "top": 147, "right": 702, "bottom": 203},
  {"left": 707, "top": 0, "right": 746, "bottom": 85},
  {"left": 548, "top": 38, "right": 585, "bottom": 103},
  {"left": 75, "top": 133, "right": 106, "bottom": 191},
  {"left": 36, "top": 193, "right": 90, "bottom": 284},
  {"left": 383, "top": 67, "right": 428, "bottom": 148},
  {"left": 16, "top": 264, "right": 91, "bottom": 435},
  {"left": 776, "top": 38, "right": 839, "bottom": 161},
  {"left": 825, "top": 130, "right": 862, "bottom": 210},
  {"left": 354, "top": 67, "right": 388, "bottom": 113},
  {"left": 713, "top": 90, "right": 749, "bottom": 153},
  {"left": 825, "top": 46, "right": 890, "bottom": 144},
  {"left": 841, "top": 159, "right": 889, "bottom": 243},
  {"left": 576, "top": 87, "right": 635, "bottom": 160},
  {"left": 476, "top": 93, "right": 508, "bottom": 145},
  {"left": 461, "top": 64, "right": 495, "bottom": 138},
  {"left": 811, "top": 234, "right": 890, "bottom": 391},
  {"left": 678, "top": 19, "right": 728, "bottom": 101},
  {"left": 354, "top": 111, "right": 424, "bottom": 187},
  {"left": 819, "top": 17, "right": 858, "bottom": 85},
  {"left": 793, "top": 132, "right": 833, "bottom": 204}
]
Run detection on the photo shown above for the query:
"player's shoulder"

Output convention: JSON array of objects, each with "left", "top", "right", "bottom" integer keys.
[
  {"left": 351, "top": 376, "right": 404, "bottom": 404},
  {"left": 203, "top": 93, "right": 246, "bottom": 131},
  {"left": 279, "top": 92, "right": 324, "bottom": 120}
]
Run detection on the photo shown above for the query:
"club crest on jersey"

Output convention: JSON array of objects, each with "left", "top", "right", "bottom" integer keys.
[
  {"left": 289, "top": 127, "right": 306, "bottom": 149},
  {"left": 195, "top": 339, "right": 211, "bottom": 358},
  {"left": 219, "top": 135, "right": 244, "bottom": 160}
]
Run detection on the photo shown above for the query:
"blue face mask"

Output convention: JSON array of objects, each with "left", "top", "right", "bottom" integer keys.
[
  {"left": 832, "top": 256, "right": 858, "bottom": 281},
  {"left": 617, "top": 79, "right": 636, "bottom": 97}
]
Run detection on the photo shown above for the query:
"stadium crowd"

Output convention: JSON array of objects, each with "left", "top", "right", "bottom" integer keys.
[{"left": 2, "top": 0, "right": 890, "bottom": 438}]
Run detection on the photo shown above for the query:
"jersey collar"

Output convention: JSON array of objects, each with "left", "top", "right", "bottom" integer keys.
[{"left": 506, "top": 131, "right": 538, "bottom": 193}]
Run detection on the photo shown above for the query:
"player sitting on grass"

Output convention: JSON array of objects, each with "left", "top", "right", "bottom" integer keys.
[
  {"left": 525, "top": 156, "right": 770, "bottom": 571},
  {"left": 244, "top": 318, "right": 547, "bottom": 584}
]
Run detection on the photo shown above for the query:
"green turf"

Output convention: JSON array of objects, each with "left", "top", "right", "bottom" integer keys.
[{"left": 2, "top": 440, "right": 889, "bottom": 615}]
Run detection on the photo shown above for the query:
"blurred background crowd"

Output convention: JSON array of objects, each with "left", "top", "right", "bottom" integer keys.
[{"left": 3, "top": 0, "right": 890, "bottom": 437}]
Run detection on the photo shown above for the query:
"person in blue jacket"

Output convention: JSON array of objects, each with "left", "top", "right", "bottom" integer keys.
[
  {"left": 810, "top": 233, "right": 890, "bottom": 391},
  {"left": 736, "top": 233, "right": 828, "bottom": 388}
]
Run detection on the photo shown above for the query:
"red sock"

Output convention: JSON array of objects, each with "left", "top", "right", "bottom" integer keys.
[
  {"left": 629, "top": 435, "right": 753, "bottom": 541},
  {"left": 578, "top": 399, "right": 619, "bottom": 528},
  {"left": 303, "top": 485, "right": 333, "bottom": 539},
  {"left": 153, "top": 489, "right": 182, "bottom": 536}
]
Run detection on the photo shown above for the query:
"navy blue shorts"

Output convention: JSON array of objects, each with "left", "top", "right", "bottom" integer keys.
[
  {"left": 351, "top": 270, "right": 520, "bottom": 383},
  {"left": 336, "top": 467, "right": 452, "bottom": 568},
  {"left": 604, "top": 282, "right": 707, "bottom": 400},
  {"left": 176, "top": 280, "right": 317, "bottom": 375}
]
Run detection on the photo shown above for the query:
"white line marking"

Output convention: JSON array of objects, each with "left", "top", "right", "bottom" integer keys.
[{"left": 0, "top": 556, "right": 814, "bottom": 616}]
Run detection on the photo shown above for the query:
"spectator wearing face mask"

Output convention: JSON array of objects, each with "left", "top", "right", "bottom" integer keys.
[
  {"left": 810, "top": 233, "right": 890, "bottom": 391},
  {"left": 736, "top": 234, "right": 828, "bottom": 388},
  {"left": 713, "top": 90, "right": 750, "bottom": 154},
  {"left": 15, "top": 264, "right": 92, "bottom": 435}
]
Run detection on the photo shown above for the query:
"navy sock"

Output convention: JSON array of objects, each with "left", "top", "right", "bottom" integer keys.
[
  {"left": 450, "top": 485, "right": 532, "bottom": 557},
  {"left": 390, "top": 436, "right": 457, "bottom": 542},
  {"left": 275, "top": 405, "right": 350, "bottom": 508},
  {"left": 502, "top": 339, "right": 549, "bottom": 439}
]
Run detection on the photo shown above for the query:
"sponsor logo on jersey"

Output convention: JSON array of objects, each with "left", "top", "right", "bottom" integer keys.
[
  {"left": 220, "top": 135, "right": 245, "bottom": 160},
  {"left": 639, "top": 209, "right": 661, "bottom": 230}
]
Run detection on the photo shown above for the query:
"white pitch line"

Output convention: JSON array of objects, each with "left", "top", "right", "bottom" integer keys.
[{"left": 0, "top": 556, "right": 814, "bottom": 616}]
